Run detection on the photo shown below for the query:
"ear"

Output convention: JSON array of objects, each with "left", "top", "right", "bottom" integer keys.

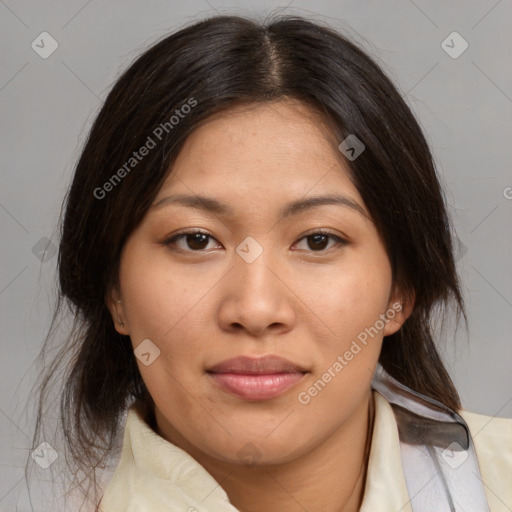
[
  {"left": 106, "top": 288, "right": 130, "bottom": 336},
  {"left": 383, "top": 287, "right": 415, "bottom": 337}
]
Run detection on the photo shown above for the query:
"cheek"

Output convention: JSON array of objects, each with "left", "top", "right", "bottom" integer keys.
[
  {"left": 119, "top": 243, "right": 207, "bottom": 341},
  {"left": 297, "top": 255, "right": 392, "bottom": 346},
  {"left": 293, "top": 269, "right": 389, "bottom": 417},
  {"left": 117, "top": 247, "right": 209, "bottom": 408}
]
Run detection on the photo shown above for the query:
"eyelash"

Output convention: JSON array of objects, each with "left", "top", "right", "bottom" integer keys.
[{"left": 161, "top": 229, "right": 348, "bottom": 254}]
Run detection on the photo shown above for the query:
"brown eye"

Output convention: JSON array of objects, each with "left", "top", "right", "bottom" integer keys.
[
  {"left": 184, "top": 233, "right": 210, "bottom": 250},
  {"left": 307, "top": 233, "right": 329, "bottom": 251},
  {"left": 163, "top": 230, "right": 220, "bottom": 252},
  {"left": 294, "top": 231, "right": 348, "bottom": 252}
]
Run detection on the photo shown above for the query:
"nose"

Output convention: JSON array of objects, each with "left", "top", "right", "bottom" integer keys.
[{"left": 217, "top": 246, "right": 296, "bottom": 337}]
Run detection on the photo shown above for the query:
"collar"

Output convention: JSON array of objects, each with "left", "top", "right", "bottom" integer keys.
[
  {"left": 359, "top": 391, "right": 412, "bottom": 511},
  {"left": 100, "top": 390, "right": 410, "bottom": 511}
]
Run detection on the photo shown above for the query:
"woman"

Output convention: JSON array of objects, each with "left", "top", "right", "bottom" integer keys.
[{"left": 31, "top": 13, "right": 511, "bottom": 512}]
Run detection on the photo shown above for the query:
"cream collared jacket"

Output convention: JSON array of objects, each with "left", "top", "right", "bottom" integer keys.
[{"left": 99, "top": 391, "right": 512, "bottom": 512}]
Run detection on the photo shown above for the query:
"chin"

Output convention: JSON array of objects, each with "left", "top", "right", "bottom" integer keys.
[{"left": 197, "top": 427, "right": 316, "bottom": 467}]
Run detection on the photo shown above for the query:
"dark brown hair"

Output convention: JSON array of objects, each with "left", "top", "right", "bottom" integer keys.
[{"left": 29, "top": 13, "right": 466, "bottom": 510}]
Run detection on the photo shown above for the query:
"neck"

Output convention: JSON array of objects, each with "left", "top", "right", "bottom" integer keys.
[{"left": 162, "top": 390, "right": 375, "bottom": 512}]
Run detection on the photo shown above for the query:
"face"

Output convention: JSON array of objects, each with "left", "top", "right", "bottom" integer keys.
[{"left": 108, "top": 99, "right": 410, "bottom": 466}]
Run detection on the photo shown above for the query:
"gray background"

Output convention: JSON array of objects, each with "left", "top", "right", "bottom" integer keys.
[{"left": 1, "top": 0, "right": 511, "bottom": 510}]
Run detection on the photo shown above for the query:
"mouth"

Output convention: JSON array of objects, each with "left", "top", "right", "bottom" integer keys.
[{"left": 206, "top": 355, "right": 308, "bottom": 401}]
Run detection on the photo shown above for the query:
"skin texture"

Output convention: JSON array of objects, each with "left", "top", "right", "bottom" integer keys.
[{"left": 108, "top": 99, "right": 413, "bottom": 512}]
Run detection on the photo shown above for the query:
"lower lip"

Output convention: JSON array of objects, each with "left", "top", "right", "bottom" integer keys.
[{"left": 208, "top": 372, "right": 306, "bottom": 400}]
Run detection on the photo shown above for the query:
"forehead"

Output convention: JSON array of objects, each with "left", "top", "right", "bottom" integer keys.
[{"left": 154, "top": 99, "right": 361, "bottom": 210}]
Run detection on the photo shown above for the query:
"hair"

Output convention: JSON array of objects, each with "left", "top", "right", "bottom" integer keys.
[{"left": 29, "top": 12, "right": 466, "bottom": 511}]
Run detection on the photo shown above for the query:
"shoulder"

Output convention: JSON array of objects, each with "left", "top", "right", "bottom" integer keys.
[
  {"left": 460, "top": 408, "right": 512, "bottom": 453},
  {"left": 459, "top": 408, "right": 512, "bottom": 511}
]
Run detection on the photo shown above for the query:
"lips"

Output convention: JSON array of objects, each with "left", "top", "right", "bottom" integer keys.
[
  {"left": 207, "top": 355, "right": 308, "bottom": 400},
  {"left": 208, "top": 355, "right": 307, "bottom": 374}
]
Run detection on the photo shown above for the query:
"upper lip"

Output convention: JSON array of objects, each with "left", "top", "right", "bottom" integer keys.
[{"left": 207, "top": 355, "right": 308, "bottom": 375}]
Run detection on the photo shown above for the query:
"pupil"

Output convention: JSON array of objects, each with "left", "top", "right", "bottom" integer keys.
[{"left": 309, "top": 234, "right": 328, "bottom": 251}]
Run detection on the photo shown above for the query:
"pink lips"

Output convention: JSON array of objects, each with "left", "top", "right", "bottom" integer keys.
[{"left": 207, "top": 355, "right": 308, "bottom": 401}]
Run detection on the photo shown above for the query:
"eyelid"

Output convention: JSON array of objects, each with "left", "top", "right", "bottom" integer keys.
[
  {"left": 299, "top": 227, "right": 348, "bottom": 240},
  {"left": 161, "top": 228, "right": 219, "bottom": 247}
]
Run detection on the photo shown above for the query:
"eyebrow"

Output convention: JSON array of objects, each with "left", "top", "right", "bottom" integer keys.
[{"left": 151, "top": 193, "right": 368, "bottom": 220}]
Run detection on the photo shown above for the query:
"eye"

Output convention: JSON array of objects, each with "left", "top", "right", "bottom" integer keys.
[
  {"left": 293, "top": 230, "right": 348, "bottom": 252},
  {"left": 163, "top": 230, "right": 221, "bottom": 252},
  {"left": 162, "top": 229, "right": 348, "bottom": 253}
]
